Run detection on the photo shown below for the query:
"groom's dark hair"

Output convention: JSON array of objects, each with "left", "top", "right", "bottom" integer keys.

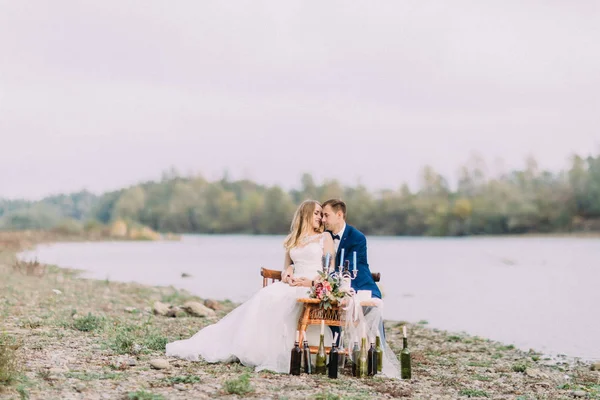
[{"left": 322, "top": 199, "right": 346, "bottom": 219}]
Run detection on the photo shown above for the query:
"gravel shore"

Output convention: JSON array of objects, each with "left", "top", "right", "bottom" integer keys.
[{"left": 1, "top": 232, "right": 598, "bottom": 399}]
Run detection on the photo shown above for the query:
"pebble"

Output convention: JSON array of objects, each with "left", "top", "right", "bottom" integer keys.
[
  {"left": 150, "top": 359, "right": 170, "bottom": 370},
  {"left": 525, "top": 369, "right": 548, "bottom": 379},
  {"left": 182, "top": 301, "right": 216, "bottom": 317},
  {"left": 166, "top": 306, "right": 183, "bottom": 318},
  {"left": 153, "top": 301, "right": 170, "bottom": 316},
  {"left": 204, "top": 299, "right": 223, "bottom": 311}
]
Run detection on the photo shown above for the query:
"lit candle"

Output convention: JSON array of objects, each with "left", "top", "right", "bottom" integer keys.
[
  {"left": 403, "top": 325, "right": 407, "bottom": 338},
  {"left": 353, "top": 251, "right": 357, "bottom": 271},
  {"left": 340, "top": 248, "right": 345, "bottom": 268},
  {"left": 321, "top": 320, "right": 325, "bottom": 335}
]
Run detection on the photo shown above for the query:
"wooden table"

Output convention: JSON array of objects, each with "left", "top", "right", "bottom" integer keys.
[{"left": 296, "top": 298, "right": 377, "bottom": 354}]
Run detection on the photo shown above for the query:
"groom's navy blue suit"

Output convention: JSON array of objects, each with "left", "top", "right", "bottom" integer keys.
[
  {"left": 329, "top": 224, "right": 384, "bottom": 345},
  {"left": 332, "top": 224, "right": 381, "bottom": 299}
]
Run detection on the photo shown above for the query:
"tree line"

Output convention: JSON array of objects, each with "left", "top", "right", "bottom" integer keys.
[{"left": 1, "top": 153, "right": 600, "bottom": 236}]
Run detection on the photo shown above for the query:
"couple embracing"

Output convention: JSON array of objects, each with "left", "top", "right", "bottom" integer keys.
[
  {"left": 282, "top": 199, "right": 381, "bottom": 301},
  {"left": 166, "top": 199, "right": 396, "bottom": 376}
]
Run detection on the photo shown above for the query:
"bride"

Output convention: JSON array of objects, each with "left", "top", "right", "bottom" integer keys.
[{"left": 166, "top": 200, "right": 335, "bottom": 373}]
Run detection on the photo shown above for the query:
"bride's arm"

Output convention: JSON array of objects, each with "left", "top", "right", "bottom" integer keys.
[{"left": 281, "top": 250, "right": 294, "bottom": 284}]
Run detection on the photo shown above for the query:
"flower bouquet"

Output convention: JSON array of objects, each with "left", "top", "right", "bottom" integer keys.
[{"left": 310, "top": 270, "right": 346, "bottom": 310}]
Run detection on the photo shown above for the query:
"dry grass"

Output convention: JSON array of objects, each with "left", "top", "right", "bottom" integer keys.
[
  {"left": 12, "top": 259, "right": 46, "bottom": 277},
  {"left": 0, "top": 334, "right": 21, "bottom": 386}
]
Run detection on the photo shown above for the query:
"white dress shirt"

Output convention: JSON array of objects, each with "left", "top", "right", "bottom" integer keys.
[{"left": 333, "top": 223, "right": 346, "bottom": 252}]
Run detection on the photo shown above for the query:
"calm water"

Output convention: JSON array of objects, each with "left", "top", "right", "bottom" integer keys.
[{"left": 19, "top": 235, "right": 600, "bottom": 360}]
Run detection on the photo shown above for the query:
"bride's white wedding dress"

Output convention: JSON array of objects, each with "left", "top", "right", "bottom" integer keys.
[{"left": 166, "top": 234, "right": 332, "bottom": 373}]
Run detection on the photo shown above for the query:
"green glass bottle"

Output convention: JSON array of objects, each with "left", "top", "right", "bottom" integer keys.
[
  {"left": 358, "top": 337, "right": 368, "bottom": 378},
  {"left": 337, "top": 333, "right": 346, "bottom": 370},
  {"left": 351, "top": 341, "right": 360, "bottom": 377},
  {"left": 375, "top": 335, "right": 383, "bottom": 373},
  {"left": 315, "top": 332, "right": 327, "bottom": 374},
  {"left": 401, "top": 329, "right": 411, "bottom": 379}
]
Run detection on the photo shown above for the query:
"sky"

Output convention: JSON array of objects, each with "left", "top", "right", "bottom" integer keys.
[{"left": 1, "top": 1, "right": 599, "bottom": 199}]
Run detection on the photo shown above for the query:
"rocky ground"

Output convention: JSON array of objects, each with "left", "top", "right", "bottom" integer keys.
[{"left": 1, "top": 231, "right": 599, "bottom": 400}]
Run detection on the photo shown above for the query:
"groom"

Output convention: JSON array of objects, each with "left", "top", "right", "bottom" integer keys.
[
  {"left": 321, "top": 199, "right": 381, "bottom": 299},
  {"left": 321, "top": 199, "right": 383, "bottom": 344}
]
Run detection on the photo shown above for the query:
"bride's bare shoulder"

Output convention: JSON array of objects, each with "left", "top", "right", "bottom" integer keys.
[{"left": 321, "top": 232, "right": 333, "bottom": 243}]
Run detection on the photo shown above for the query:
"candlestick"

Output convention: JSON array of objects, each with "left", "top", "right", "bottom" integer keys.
[{"left": 353, "top": 251, "right": 357, "bottom": 271}]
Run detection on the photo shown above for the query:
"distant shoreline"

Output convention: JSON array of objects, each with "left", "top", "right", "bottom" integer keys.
[{"left": 136, "top": 231, "right": 600, "bottom": 238}]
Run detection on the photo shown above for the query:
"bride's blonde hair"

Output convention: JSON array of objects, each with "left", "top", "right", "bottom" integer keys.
[{"left": 283, "top": 200, "right": 323, "bottom": 250}]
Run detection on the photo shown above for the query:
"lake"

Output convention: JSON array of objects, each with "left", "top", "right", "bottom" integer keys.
[{"left": 19, "top": 235, "right": 600, "bottom": 361}]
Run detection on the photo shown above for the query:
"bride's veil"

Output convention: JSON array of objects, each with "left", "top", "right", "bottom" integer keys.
[{"left": 340, "top": 297, "right": 402, "bottom": 378}]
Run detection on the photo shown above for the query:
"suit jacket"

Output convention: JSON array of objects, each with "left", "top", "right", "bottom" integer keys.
[{"left": 331, "top": 225, "right": 381, "bottom": 299}]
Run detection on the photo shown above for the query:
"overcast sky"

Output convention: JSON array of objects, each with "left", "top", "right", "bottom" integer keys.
[{"left": 1, "top": 1, "right": 598, "bottom": 199}]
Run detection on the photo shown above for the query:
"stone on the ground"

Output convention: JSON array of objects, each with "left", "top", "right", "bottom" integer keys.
[
  {"left": 525, "top": 369, "right": 548, "bottom": 379},
  {"left": 166, "top": 305, "right": 184, "bottom": 318},
  {"left": 149, "top": 359, "right": 170, "bottom": 370},
  {"left": 153, "top": 301, "right": 170, "bottom": 316},
  {"left": 204, "top": 299, "right": 223, "bottom": 311},
  {"left": 182, "top": 301, "right": 216, "bottom": 317}
]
